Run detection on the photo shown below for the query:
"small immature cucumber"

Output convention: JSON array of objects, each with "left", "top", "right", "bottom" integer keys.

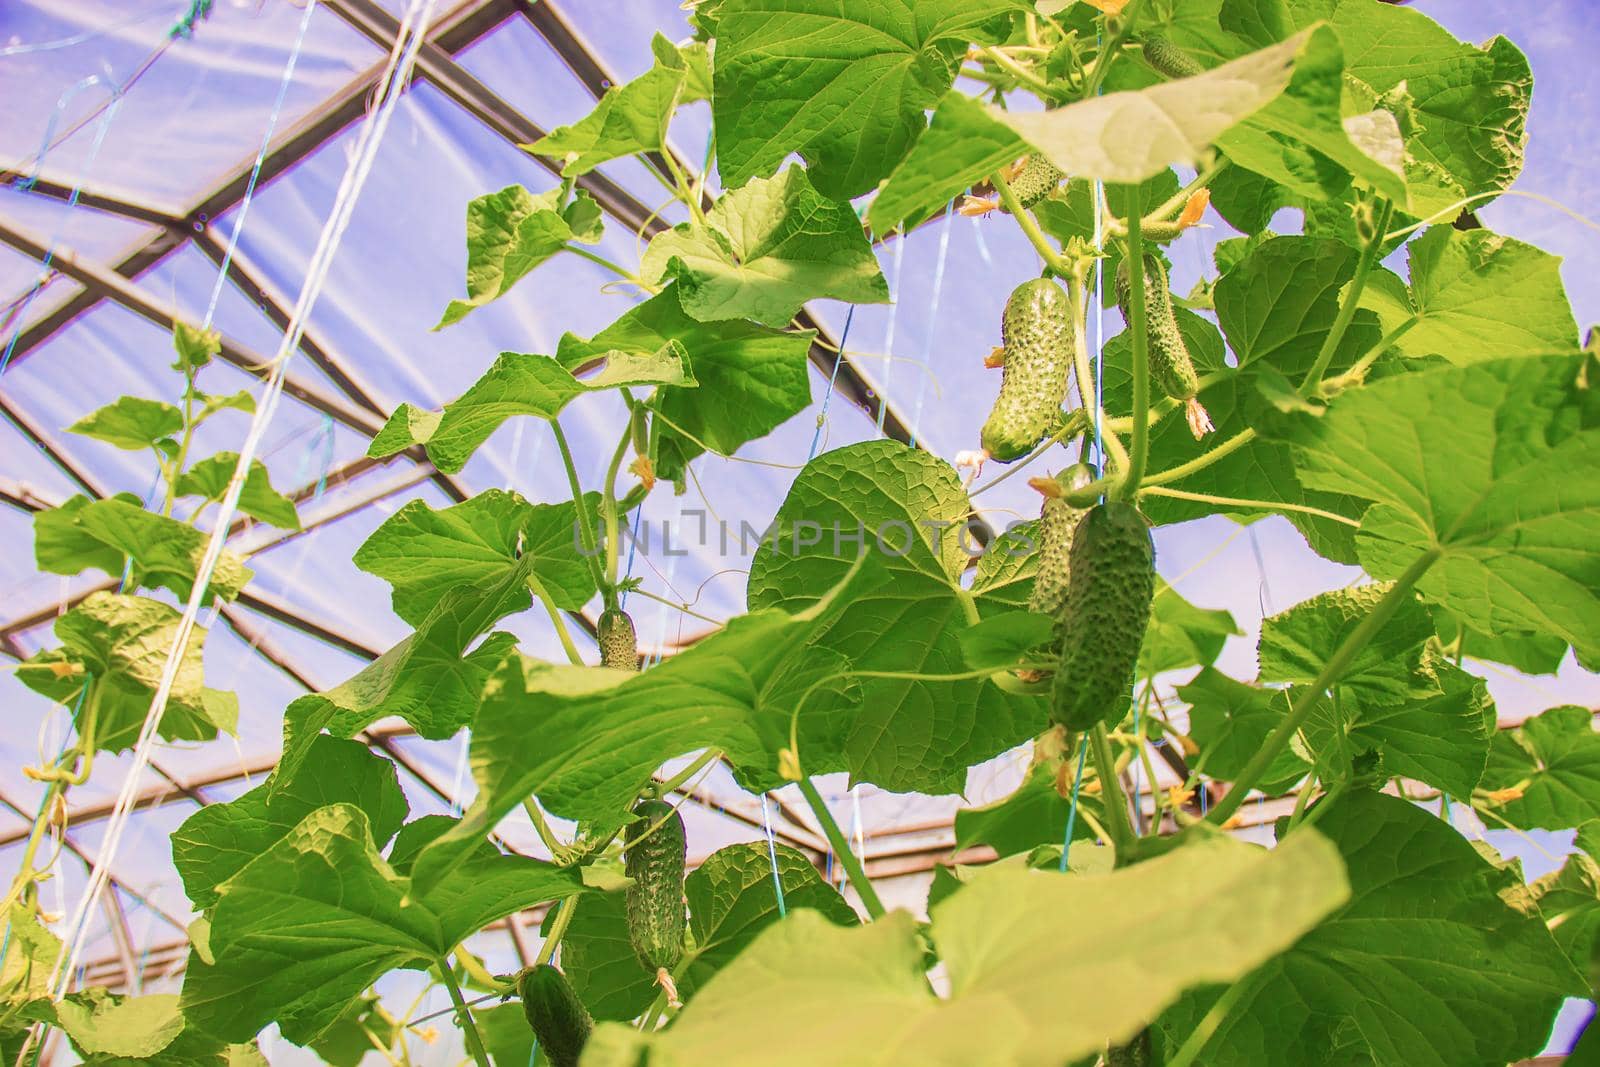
[
  {"left": 1142, "top": 36, "right": 1202, "bottom": 79},
  {"left": 624, "top": 799, "right": 687, "bottom": 973},
  {"left": 1026, "top": 465, "right": 1093, "bottom": 617},
  {"left": 517, "top": 965, "right": 593, "bottom": 1067},
  {"left": 1004, "top": 154, "right": 1064, "bottom": 210},
  {"left": 598, "top": 608, "right": 638, "bottom": 671},
  {"left": 1106, "top": 1028, "right": 1157, "bottom": 1067},
  {"left": 1051, "top": 502, "right": 1155, "bottom": 731},
  {"left": 1115, "top": 254, "right": 1200, "bottom": 402},
  {"left": 980, "top": 278, "right": 1075, "bottom": 462}
]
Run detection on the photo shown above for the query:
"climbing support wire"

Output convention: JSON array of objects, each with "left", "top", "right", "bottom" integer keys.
[
  {"left": 1059, "top": 735, "right": 1089, "bottom": 872},
  {"left": 906, "top": 202, "right": 955, "bottom": 449},
  {"left": 759, "top": 794, "right": 788, "bottom": 918},
  {"left": 874, "top": 232, "right": 909, "bottom": 434},
  {"left": 46, "top": 0, "right": 443, "bottom": 999}
]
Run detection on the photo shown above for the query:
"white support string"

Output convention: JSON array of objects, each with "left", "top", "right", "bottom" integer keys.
[{"left": 47, "top": 0, "right": 442, "bottom": 998}]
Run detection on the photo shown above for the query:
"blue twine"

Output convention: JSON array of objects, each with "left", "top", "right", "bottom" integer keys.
[
  {"left": 0, "top": 10, "right": 168, "bottom": 57},
  {"left": 1, "top": 78, "right": 123, "bottom": 379},
  {"left": 759, "top": 795, "right": 787, "bottom": 917},
  {"left": 1129, "top": 702, "right": 1144, "bottom": 835},
  {"left": 1059, "top": 736, "right": 1089, "bottom": 872},
  {"left": 199, "top": 0, "right": 317, "bottom": 330},
  {"left": 906, "top": 202, "right": 955, "bottom": 449}
]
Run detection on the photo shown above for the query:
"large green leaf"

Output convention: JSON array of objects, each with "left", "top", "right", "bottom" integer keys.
[
  {"left": 54, "top": 990, "right": 184, "bottom": 1059},
  {"left": 557, "top": 285, "right": 813, "bottom": 480},
  {"left": 352, "top": 489, "right": 598, "bottom": 627},
  {"left": 1138, "top": 580, "right": 1242, "bottom": 678},
  {"left": 595, "top": 829, "right": 1347, "bottom": 1065},
  {"left": 682, "top": 841, "right": 857, "bottom": 995},
  {"left": 1480, "top": 706, "right": 1600, "bottom": 831},
  {"left": 176, "top": 453, "right": 300, "bottom": 531},
  {"left": 1529, "top": 851, "right": 1600, "bottom": 994},
  {"left": 273, "top": 558, "right": 537, "bottom": 789},
  {"left": 1257, "top": 583, "right": 1434, "bottom": 706},
  {"left": 868, "top": 90, "right": 1028, "bottom": 235},
  {"left": 524, "top": 33, "right": 694, "bottom": 175},
  {"left": 748, "top": 440, "right": 1045, "bottom": 794},
  {"left": 1164, "top": 791, "right": 1582, "bottom": 1066},
  {"left": 66, "top": 397, "right": 183, "bottom": 453},
  {"left": 172, "top": 735, "right": 408, "bottom": 910},
  {"left": 1213, "top": 24, "right": 1406, "bottom": 204},
  {"left": 16, "top": 592, "right": 235, "bottom": 751},
  {"left": 434, "top": 186, "right": 603, "bottom": 328},
  {"left": 1284, "top": 0, "right": 1531, "bottom": 211},
  {"left": 368, "top": 349, "right": 693, "bottom": 474},
  {"left": 180, "top": 804, "right": 580, "bottom": 1046},
  {"left": 477, "top": 1002, "right": 534, "bottom": 1067},
  {"left": 1360, "top": 226, "right": 1578, "bottom": 364},
  {"left": 641, "top": 166, "right": 889, "bottom": 326},
  {"left": 35, "top": 496, "right": 251, "bottom": 604},
  {"left": 305, "top": 995, "right": 399, "bottom": 1067},
  {"left": 993, "top": 30, "right": 1312, "bottom": 185},
  {"left": 1181, "top": 667, "right": 1310, "bottom": 794},
  {"left": 953, "top": 747, "right": 1105, "bottom": 857},
  {"left": 408, "top": 561, "right": 871, "bottom": 896},
  {"left": 712, "top": 0, "right": 1013, "bottom": 198},
  {"left": 1283, "top": 354, "right": 1600, "bottom": 662}
]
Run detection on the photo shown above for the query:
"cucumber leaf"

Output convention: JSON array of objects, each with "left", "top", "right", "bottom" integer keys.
[
  {"left": 1480, "top": 705, "right": 1600, "bottom": 831},
  {"left": 66, "top": 397, "right": 183, "bottom": 453},
  {"left": 641, "top": 165, "right": 890, "bottom": 326},
  {"left": 1257, "top": 583, "right": 1435, "bottom": 706},
  {"left": 1161, "top": 791, "right": 1582, "bottom": 1066},
  {"left": 712, "top": 0, "right": 1016, "bottom": 199},
  {"left": 175, "top": 453, "right": 300, "bottom": 531},
  {"left": 593, "top": 829, "right": 1348, "bottom": 1066}
]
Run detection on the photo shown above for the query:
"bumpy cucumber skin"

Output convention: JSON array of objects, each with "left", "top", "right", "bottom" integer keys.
[
  {"left": 981, "top": 278, "right": 1075, "bottom": 461},
  {"left": 1051, "top": 503, "right": 1155, "bottom": 731},
  {"left": 1116, "top": 254, "right": 1201, "bottom": 402},
  {"left": 1027, "top": 474, "right": 1091, "bottom": 617},
  {"left": 624, "top": 800, "right": 687, "bottom": 973},
  {"left": 518, "top": 965, "right": 594, "bottom": 1067},
  {"left": 1005, "top": 154, "right": 1064, "bottom": 210},
  {"left": 598, "top": 608, "right": 638, "bottom": 671},
  {"left": 1142, "top": 37, "right": 1202, "bottom": 79}
]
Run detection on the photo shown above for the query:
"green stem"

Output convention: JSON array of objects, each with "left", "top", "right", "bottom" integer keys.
[
  {"left": 1331, "top": 314, "right": 1419, "bottom": 388},
  {"left": 1166, "top": 977, "right": 1252, "bottom": 1067},
  {"left": 659, "top": 136, "right": 706, "bottom": 227},
  {"left": 164, "top": 367, "right": 198, "bottom": 517},
  {"left": 1145, "top": 158, "right": 1229, "bottom": 221},
  {"left": 527, "top": 573, "right": 583, "bottom": 666},
  {"left": 1207, "top": 547, "right": 1441, "bottom": 825},
  {"left": 627, "top": 587, "right": 720, "bottom": 626},
  {"left": 1286, "top": 773, "right": 1319, "bottom": 831},
  {"left": 600, "top": 424, "right": 633, "bottom": 595},
  {"left": 1118, "top": 189, "right": 1150, "bottom": 500},
  {"left": 1081, "top": 0, "right": 1145, "bottom": 99},
  {"left": 650, "top": 748, "right": 724, "bottom": 799},
  {"left": 440, "top": 956, "right": 493, "bottom": 1067},
  {"left": 1299, "top": 199, "right": 1394, "bottom": 397},
  {"left": 521, "top": 797, "right": 571, "bottom": 861},
  {"left": 976, "top": 44, "right": 1056, "bottom": 96},
  {"left": 1089, "top": 724, "right": 1137, "bottom": 858},
  {"left": 992, "top": 172, "right": 1071, "bottom": 275},
  {"left": 534, "top": 897, "right": 577, "bottom": 966},
  {"left": 564, "top": 245, "right": 650, "bottom": 289},
  {"left": 550, "top": 420, "right": 607, "bottom": 593},
  {"left": 1138, "top": 486, "right": 1359, "bottom": 527},
  {"left": 1141, "top": 427, "right": 1257, "bottom": 488},
  {"left": 796, "top": 777, "right": 886, "bottom": 920}
]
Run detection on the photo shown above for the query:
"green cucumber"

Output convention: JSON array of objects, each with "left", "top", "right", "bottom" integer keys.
[
  {"left": 1026, "top": 465, "right": 1093, "bottom": 617},
  {"left": 1142, "top": 36, "right": 1202, "bottom": 79},
  {"left": 1115, "top": 254, "right": 1200, "bottom": 403},
  {"left": 517, "top": 965, "right": 593, "bottom": 1067},
  {"left": 1107, "top": 1028, "right": 1157, "bottom": 1067},
  {"left": 598, "top": 608, "right": 638, "bottom": 671},
  {"left": 624, "top": 799, "right": 687, "bottom": 973},
  {"left": 1004, "top": 154, "right": 1064, "bottom": 210},
  {"left": 980, "top": 278, "right": 1076, "bottom": 462},
  {"left": 1051, "top": 502, "right": 1155, "bottom": 731}
]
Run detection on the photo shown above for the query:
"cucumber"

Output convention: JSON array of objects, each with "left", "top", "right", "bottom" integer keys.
[
  {"left": 980, "top": 278, "right": 1076, "bottom": 462},
  {"left": 598, "top": 608, "right": 638, "bottom": 671},
  {"left": 1051, "top": 502, "right": 1155, "bottom": 731},
  {"left": 624, "top": 800, "right": 687, "bottom": 973},
  {"left": 1004, "top": 154, "right": 1064, "bottom": 210},
  {"left": 1026, "top": 465, "right": 1092, "bottom": 617},
  {"left": 1116, "top": 254, "right": 1214, "bottom": 437},
  {"left": 1142, "top": 36, "right": 1202, "bottom": 79},
  {"left": 517, "top": 965, "right": 593, "bottom": 1067}
]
